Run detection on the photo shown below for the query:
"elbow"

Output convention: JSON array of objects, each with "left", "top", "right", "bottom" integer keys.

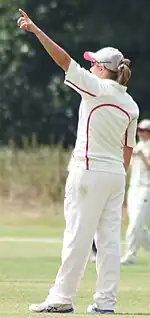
[{"left": 58, "top": 55, "right": 71, "bottom": 72}]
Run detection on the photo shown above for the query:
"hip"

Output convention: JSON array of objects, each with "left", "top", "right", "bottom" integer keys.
[
  {"left": 68, "top": 156, "right": 125, "bottom": 175},
  {"left": 66, "top": 166, "right": 125, "bottom": 195}
]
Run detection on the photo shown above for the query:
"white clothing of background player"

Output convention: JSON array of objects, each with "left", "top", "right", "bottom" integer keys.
[
  {"left": 121, "top": 119, "right": 150, "bottom": 265},
  {"left": 17, "top": 9, "right": 139, "bottom": 314}
]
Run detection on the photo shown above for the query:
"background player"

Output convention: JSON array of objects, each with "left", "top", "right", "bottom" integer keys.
[{"left": 121, "top": 119, "right": 150, "bottom": 265}]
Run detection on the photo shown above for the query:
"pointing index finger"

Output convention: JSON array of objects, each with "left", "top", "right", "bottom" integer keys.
[{"left": 19, "top": 8, "right": 28, "bottom": 18}]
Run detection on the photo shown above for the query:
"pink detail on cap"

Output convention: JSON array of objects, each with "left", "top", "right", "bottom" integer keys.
[{"left": 83, "top": 51, "right": 96, "bottom": 62}]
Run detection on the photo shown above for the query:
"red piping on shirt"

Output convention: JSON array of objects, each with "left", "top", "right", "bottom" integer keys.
[
  {"left": 85, "top": 104, "right": 130, "bottom": 170},
  {"left": 65, "top": 80, "right": 96, "bottom": 97}
]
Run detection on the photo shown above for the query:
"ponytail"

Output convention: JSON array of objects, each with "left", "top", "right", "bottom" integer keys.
[{"left": 117, "top": 59, "right": 131, "bottom": 86}]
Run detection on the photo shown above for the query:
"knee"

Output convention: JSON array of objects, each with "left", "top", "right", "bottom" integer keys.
[{"left": 97, "top": 240, "right": 120, "bottom": 255}]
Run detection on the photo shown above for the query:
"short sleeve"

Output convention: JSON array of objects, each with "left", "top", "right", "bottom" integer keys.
[
  {"left": 125, "top": 117, "right": 138, "bottom": 148},
  {"left": 64, "top": 59, "right": 105, "bottom": 98}
]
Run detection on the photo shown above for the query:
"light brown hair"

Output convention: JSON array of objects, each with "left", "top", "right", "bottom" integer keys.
[{"left": 108, "top": 59, "right": 131, "bottom": 86}]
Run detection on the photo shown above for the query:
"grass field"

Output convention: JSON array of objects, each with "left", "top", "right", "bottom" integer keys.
[
  {"left": 1, "top": 218, "right": 150, "bottom": 318},
  {"left": 0, "top": 145, "right": 149, "bottom": 317}
]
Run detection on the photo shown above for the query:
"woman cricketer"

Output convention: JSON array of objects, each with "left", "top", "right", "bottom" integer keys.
[{"left": 17, "top": 9, "right": 139, "bottom": 314}]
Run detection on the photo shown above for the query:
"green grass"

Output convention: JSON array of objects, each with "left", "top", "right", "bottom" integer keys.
[
  {"left": 1, "top": 238, "right": 150, "bottom": 317},
  {"left": 0, "top": 204, "right": 150, "bottom": 317},
  {"left": 0, "top": 213, "right": 64, "bottom": 238},
  {"left": 0, "top": 203, "right": 65, "bottom": 238},
  {"left": 0, "top": 225, "right": 63, "bottom": 238}
]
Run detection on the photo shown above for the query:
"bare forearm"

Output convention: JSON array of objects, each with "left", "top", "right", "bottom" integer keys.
[
  {"left": 18, "top": 9, "right": 71, "bottom": 71},
  {"left": 34, "top": 27, "right": 71, "bottom": 71},
  {"left": 123, "top": 146, "right": 133, "bottom": 172},
  {"left": 124, "top": 160, "right": 130, "bottom": 172}
]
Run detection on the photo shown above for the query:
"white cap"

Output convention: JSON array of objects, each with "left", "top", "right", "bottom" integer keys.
[
  {"left": 83, "top": 47, "right": 124, "bottom": 72},
  {"left": 138, "top": 119, "right": 150, "bottom": 131}
]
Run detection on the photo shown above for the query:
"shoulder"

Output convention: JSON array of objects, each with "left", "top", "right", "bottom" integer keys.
[
  {"left": 126, "top": 93, "right": 139, "bottom": 119},
  {"left": 65, "top": 59, "right": 102, "bottom": 97}
]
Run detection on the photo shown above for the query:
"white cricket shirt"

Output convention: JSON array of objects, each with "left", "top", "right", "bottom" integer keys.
[
  {"left": 130, "top": 140, "right": 150, "bottom": 186},
  {"left": 65, "top": 59, "right": 139, "bottom": 174}
]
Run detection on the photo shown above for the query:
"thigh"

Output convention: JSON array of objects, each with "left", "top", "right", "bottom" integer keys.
[
  {"left": 64, "top": 168, "right": 116, "bottom": 238},
  {"left": 63, "top": 169, "right": 107, "bottom": 257},
  {"left": 127, "top": 187, "right": 150, "bottom": 224},
  {"left": 95, "top": 174, "right": 125, "bottom": 247},
  {"left": 127, "top": 187, "right": 137, "bottom": 217}
]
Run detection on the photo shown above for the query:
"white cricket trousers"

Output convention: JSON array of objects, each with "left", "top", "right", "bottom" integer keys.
[
  {"left": 49, "top": 167, "right": 125, "bottom": 310},
  {"left": 125, "top": 185, "right": 150, "bottom": 259}
]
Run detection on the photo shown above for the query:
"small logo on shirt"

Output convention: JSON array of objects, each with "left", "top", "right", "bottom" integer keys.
[{"left": 79, "top": 185, "right": 88, "bottom": 196}]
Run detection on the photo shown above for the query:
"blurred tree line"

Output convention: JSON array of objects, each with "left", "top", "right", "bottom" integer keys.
[{"left": 0, "top": 0, "right": 150, "bottom": 147}]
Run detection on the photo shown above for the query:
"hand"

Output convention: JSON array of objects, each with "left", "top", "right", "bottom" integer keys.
[
  {"left": 134, "top": 150, "right": 144, "bottom": 160},
  {"left": 17, "top": 9, "right": 38, "bottom": 33},
  {"left": 136, "top": 150, "right": 143, "bottom": 156},
  {"left": 132, "top": 148, "right": 142, "bottom": 156}
]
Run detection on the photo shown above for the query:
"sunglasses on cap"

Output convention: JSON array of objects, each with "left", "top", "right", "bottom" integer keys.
[{"left": 91, "top": 60, "right": 111, "bottom": 67}]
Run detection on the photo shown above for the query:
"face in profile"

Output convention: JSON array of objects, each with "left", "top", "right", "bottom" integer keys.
[{"left": 90, "top": 62, "right": 105, "bottom": 78}]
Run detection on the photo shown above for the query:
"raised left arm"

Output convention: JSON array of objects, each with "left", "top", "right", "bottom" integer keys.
[
  {"left": 17, "top": 9, "right": 71, "bottom": 71},
  {"left": 17, "top": 9, "right": 103, "bottom": 98}
]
